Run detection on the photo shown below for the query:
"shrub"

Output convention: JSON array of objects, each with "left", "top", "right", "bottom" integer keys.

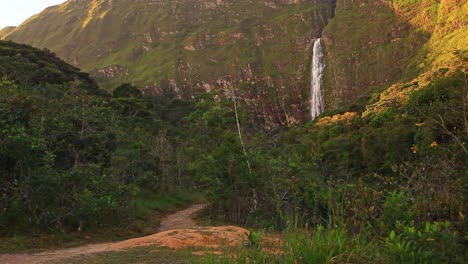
[{"left": 385, "top": 221, "right": 464, "bottom": 263}]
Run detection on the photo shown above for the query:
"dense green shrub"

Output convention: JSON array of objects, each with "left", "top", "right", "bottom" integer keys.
[
  {"left": 0, "top": 42, "right": 196, "bottom": 234},
  {"left": 385, "top": 221, "right": 464, "bottom": 263}
]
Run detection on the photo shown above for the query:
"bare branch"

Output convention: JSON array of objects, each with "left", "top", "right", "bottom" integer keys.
[{"left": 434, "top": 113, "right": 468, "bottom": 155}]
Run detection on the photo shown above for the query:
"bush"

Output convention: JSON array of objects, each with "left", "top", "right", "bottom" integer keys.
[
  {"left": 380, "top": 191, "right": 412, "bottom": 231},
  {"left": 385, "top": 221, "right": 464, "bottom": 263}
]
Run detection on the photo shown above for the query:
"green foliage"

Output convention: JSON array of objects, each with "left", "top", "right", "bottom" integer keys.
[
  {"left": 0, "top": 41, "right": 197, "bottom": 235},
  {"left": 406, "top": 71, "right": 463, "bottom": 117},
  {"left": 133, "top": 191, "right": 205, "bottom": 220},
  {"left": 380, "top": 191, "right": 412, "bottom": 230},
  {"left": 369, "top": 107, "right": 396, "bottom": 127},
  {"left": 385, "top": 221, "right": 464, "bottom": 263},
  {"left": 0, "top": 39, "right": 465, "bottom": 262},
  {"left": 212, "top": 227, "right": 376, "bottom": 263},
  {"left": 112, "top": 83, "right": 141, "bottom": 98},
  {"left": 0, "top": 41, "right": 96, "bottom": 88},
  {"left": 192, "top": 70, "right": 466, "bottom": 261},
  {"left": 287, "top": 227, "right": 379, "bottom": 263},
  {"left": 208, "top": 223, "right": 464, "bottom": 263},
  {"left": 186, "top": 93, "right": 255, "bottom": 224},
  {"left": 245, "top": 230, "right": 262, "bottom": 250}
]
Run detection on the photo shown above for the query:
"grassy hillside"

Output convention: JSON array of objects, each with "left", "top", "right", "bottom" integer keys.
[
  {"left": 323, "top": 0, "right": 467, "bottom": 110},
  {"left": 0, "top": 27, "right": 15, "bottom": 39},
  {"left": 3, "top": 0, "right": 466, "bottom": 128},
  {"left": 3, "top": 0, "right": 336, "bottom": 129}
]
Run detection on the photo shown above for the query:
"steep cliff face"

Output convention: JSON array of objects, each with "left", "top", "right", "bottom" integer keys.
[
  {"left": 4, "top": 0, "right": 336, "bottom": 129},
  {"left": 362, "top": 0, "right": 467, "bottom": 117},
  {"left": 2, "top": 0, "right": 466, "bottom": 127},
  {"left": 323, "top": 0, "right": 467, "bottom": 110}
]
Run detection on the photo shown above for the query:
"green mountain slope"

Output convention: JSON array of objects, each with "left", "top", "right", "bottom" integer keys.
[
  {"left": 2, "top": 0, "right": 466, "bottom": 126},
  {"left": 0, "top": 40, "right": 97, "bottom": 88},
  {"left": 3, "top": 0, "right": 336, "bottom": 129},
  {"left": 323, "top": 0, "right": 467, "bottom": 110}
]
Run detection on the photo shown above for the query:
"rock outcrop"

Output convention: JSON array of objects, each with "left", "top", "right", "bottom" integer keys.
[
  {"left": 323, "top": 0, "right": 467, "bottom": 110},
  {"left": 4, "top": 0, "right": 337, "bottom": 129},
  {"left": 2, "top": 0, "right": 466, "bottom": 126}
]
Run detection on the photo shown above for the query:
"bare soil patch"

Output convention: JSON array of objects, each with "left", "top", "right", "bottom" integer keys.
[{"left": 0, "top": 204, "right": 253, "bottom": 263}]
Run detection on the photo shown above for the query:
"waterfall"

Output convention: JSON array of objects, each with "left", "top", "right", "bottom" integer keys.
[{"left": 310, "top": 38, "right": 325, "bottom": 120}]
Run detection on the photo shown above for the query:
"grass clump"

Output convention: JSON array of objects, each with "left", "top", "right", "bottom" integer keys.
[{"left": 206, "top": 222, "right": 465, "bottom": 263}]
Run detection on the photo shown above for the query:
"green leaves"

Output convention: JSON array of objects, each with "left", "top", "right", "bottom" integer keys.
[
  {"left": 0, "top": 42, "right": 193, "bottom": 233},
  {"left": 385, "top": 221, "right": 463, "bottom": 263}
]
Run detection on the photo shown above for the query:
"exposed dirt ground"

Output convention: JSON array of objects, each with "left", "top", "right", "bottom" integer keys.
[{"left": 0, "top": 204, "right": 253, "bottom": 264}]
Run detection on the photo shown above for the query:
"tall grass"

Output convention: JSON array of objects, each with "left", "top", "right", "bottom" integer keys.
[
  {"left": 205, "top": 226, "right": 378, "bottom": 264},
  {"left": 205, "top": 220, "right": 465, "bottom": 263},
  {"left": 282, "top": 227, "right": 377, "bottom": 263}
]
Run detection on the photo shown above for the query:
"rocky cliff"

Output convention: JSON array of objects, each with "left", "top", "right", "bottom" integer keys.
[
  {"left": 323, "top": 0, "right": 467, "bottom": 111},
  {"left": 3, "top": 0, "right": 336, "bottom": 128},
  {"left": 2, "top": 0, "right": 466, "bottom": 127}
]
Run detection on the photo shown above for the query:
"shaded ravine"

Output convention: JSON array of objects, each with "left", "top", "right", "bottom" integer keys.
[{"left": 0, "top": 203, "right": 208, "bottom": 264}]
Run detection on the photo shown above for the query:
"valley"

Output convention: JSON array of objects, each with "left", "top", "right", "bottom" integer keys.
[{"left": 0, "top": 0, "right": 466, "bottom": 263}]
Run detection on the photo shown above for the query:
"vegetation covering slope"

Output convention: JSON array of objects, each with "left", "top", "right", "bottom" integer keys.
[
  {"left": 0, "top": 40, "right": 198, "bottom": 237},
  {"left": 3, "top": 0, "right": 336, "bottom": 129},
  {"left": 183, "top": 70, "right": 467, "bottom": 263},
  {"left": 0, "top": 0, "right": 467, "bottom": 262},
  {"left": 323, "top": 0, "right": 467, "bottom": 109},
  {"left": 0, "top": 41, "right": 97, "bottom": 88},
  {"left": 2, "top": 0, "right": 466, "bottom": 128}
]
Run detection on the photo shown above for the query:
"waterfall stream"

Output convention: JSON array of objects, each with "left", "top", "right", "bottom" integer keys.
[{"left": 310, "top": 38, "right": 325, "bottom": 120}]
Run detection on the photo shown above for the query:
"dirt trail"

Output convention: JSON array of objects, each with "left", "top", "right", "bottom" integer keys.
[
  {"left": 158, "top": 203, "right": 207, "bottom": 231},
  {"left": 0, "top": 203, "right": 237, "bottom": 264}
]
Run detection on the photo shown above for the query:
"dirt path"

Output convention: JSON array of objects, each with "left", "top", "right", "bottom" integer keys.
[
  {"left": 0, "top": 203, "right": 212, "bottom": 264},
  {"left": 158, "top": 203, "right": 207, "bottom": 231}
]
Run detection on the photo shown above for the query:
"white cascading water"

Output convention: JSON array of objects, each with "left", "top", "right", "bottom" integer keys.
[{"left": 310, "top": 38, "right": 325, "bottom": 120}]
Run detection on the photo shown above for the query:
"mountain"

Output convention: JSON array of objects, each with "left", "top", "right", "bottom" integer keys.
[
  {"left": 1, "top": 2, "right": 467, "bottom": 257},
  {"left": 2, "top": 0, "right": 466, "bottom": 127},
  {"left": 0, "top": 40, "right": 97, "bottom": 88},
  {"left": 0, "top": 27, "right": 15, "bottom": 39},
  {"left": 323, "top": 0, "right": 467, "bottom": 111},
  {"left": 3, "top": 0, "right": 336, "bottom": 128}
]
